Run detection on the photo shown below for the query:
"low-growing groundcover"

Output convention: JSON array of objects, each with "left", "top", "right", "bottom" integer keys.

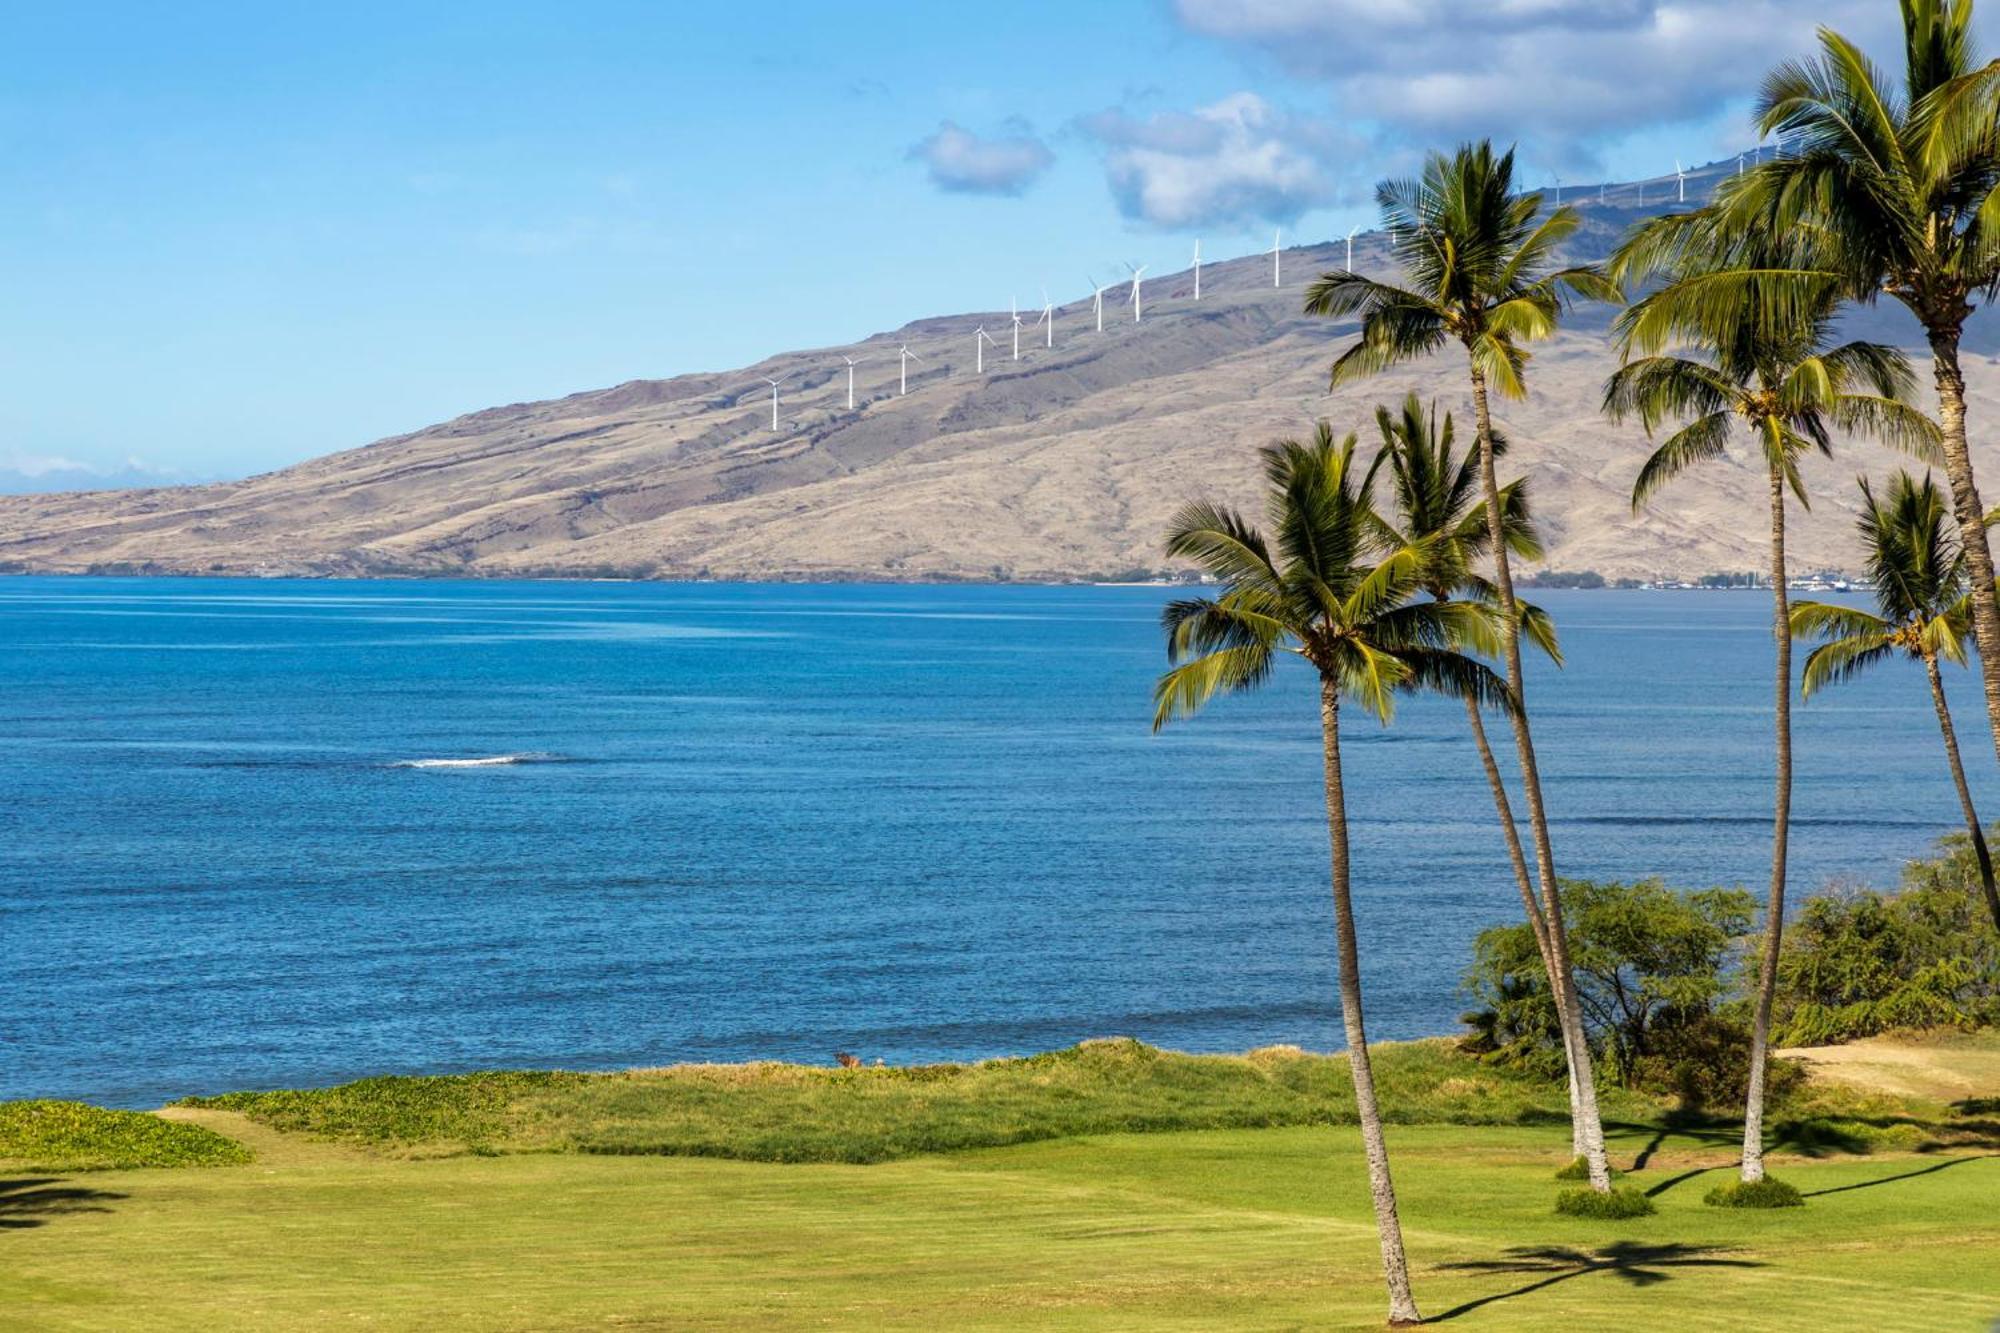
[
  {"left": 0, "top": 1100, "right": 250, "bottom": 1170},
  {"left": 178, "top": 1038, "right": 1669, "bottom": 1163}
]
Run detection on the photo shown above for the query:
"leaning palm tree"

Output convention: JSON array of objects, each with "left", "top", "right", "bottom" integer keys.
[
  {"left": 1604, "top": 249, "right": 1936, "bottom": 1185},
  {"left": 1633, "top": 0, "right": 2000, "bottom": 763},
  {"left": 1369, "top": 395, "right": 1590, "bottom": 1148},
  {"left": 1304, "top": 141, "right": 1624, "bottom": 1191},
  {"left": 1154, "top": 422, "right": 1509, "bottom": 1328},
  {"left": 1792, "top": 471, "right": 2000, "bottom": 933}
]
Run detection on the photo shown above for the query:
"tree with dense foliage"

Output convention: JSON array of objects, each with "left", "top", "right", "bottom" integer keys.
[
  {"left": 1791, "top": 470, "right": 2000, "bottom": 933},
  {"left": 1633, "top": 0, "right": 2000, "bottom": 763},
  {"left": 1605, "top": 231, "right": 1934, "bottom": 1185},
  {"left": 1462, "top": 879, "right": 1766, "bottom": 1109},
  {"left": 1304, "top": 140, "right": 1623, "bottom": 1193},
  {"left": 1153, "top": 423, "right": 1512, "bottom": 1328}
]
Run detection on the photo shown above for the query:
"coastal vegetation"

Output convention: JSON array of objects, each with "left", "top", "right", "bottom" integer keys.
[{"left": 0, "top": 1100, "right": 250, "bottom": 1170}]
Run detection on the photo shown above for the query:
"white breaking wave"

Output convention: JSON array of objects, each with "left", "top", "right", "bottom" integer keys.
[{"left": 392, "top": 752, "right": 562, "bottom": 769}]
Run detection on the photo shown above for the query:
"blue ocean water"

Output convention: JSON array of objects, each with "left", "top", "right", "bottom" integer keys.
[{"left": 2, "top": 577, "right": 1991, "bottom": 1108}]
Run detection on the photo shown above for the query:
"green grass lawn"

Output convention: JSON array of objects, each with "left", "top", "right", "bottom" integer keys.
[{"left": 3, "top": 1038, "right": 1996, "bottom": 1330}]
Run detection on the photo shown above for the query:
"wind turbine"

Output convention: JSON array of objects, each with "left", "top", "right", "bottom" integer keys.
[
  {"left": 1127, "top": 263, "right": 1147, "bottom": 321},
  {"left": 975, "top": 326, "right": 999, "bottom": 374},
  {"left": 761, "top": 373, "right": 792, "bottom": 432},
  {"left": 1346, "top": 225, "right": 1358, "bottom": 272},
  {"left": 1192, "top": 238, "right": 1201, "bottom": 301},
  {"left": 1737, "top": 153, "right": 1746, "bottom": 176},
  {"left": 1086, "top": 277, "right": 1107, "bottom": 332},
  {"left": 1271, "top": 229, "right": 1281, "bottom": 287},
  {"left": 841, "top": 355, "right": 865, "bottom": 411},
  {"left": 896, "top": 345, "right": 921, "bottom": 395},
  {"left": 1674, "top": 159, "right": 1686, "bottom": 203},
  {"left": 1010, "top": 297, "right": 1023, "bottom": 361},
  {"left": 1036, "top": 288, "right": 1054, "bottom": 348},
  {"left": 1553, "top": 172, "right": 1562, "bottom": 205},
  {"left": 1599, "top": 181, "right": 1606, "bottom": 205}
]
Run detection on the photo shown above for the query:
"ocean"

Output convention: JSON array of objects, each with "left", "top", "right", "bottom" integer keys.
[{"left": 2, "top": 577, "right": 1988, "bottom": 1107}]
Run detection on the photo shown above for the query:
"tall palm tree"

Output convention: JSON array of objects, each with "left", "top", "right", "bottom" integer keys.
[
  {"left": 1642, "top": 0, "right": 2000, "bottom": 763},
  {"left": 1791, "top": 471, "right": 2000, "bottom": 933},
  {"left": 1303, "top": 141, "right": 1624, "bottom": 1191},
  {"left": 1369, "top": 395, "right": 1590, "bottom": 1148},
  {"left": 1604, "top": 253, "right": 1935, "bottom": 1185},
  {"left": 1154, "top": 423, "right": 1509, "bottom": 1328}
]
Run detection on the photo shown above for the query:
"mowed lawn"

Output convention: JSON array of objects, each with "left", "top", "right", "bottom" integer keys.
[{"left": 4, "top": 1113, "right": 1996, "bottom": 1331}]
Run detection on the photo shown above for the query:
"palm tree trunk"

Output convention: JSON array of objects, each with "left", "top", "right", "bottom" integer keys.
[
  {"left": 1467, "top": 364, "right": 1613, "bottom": 1191},
  {"left": 1460, "top": 694, "right": 1582, "bottom": 1151},
  {"left": 1319, "top": 678, "right": 1422, "bottom": 1327},
  {"left": 1925, "top": 325, "right": 2000, "bottom": 768},
  {"left": 1741, "top": 463, "right": 1792, "bottom": 1184},
  {"left": 1924, "top": 650, "right": 2000, "bottom": 933}
]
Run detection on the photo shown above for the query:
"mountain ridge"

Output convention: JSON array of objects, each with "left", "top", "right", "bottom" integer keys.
[{"left": 6, "top": 157, "right": 2000, "bottom": 583}]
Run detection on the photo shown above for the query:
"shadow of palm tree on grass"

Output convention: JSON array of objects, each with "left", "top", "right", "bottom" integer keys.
[
  {"left": 1429, "top": 1242, "right": 1764, "bottom": 1321},
  {"left": 0, "top": 1177, "right": 127, "bottom": 1230},
  {"left": 1802, "top": 1155, "right": 1992, "bottom": 1197}
]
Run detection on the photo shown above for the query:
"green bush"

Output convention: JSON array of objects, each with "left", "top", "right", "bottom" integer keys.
[
  {"left": 1553, "top": 1155, "right": 1623, "bottom": 1181},
  {"left": 1705, "top": 1177, "right": 1804, "bottom": 1209},
  {"left": 1628, "top": 1011, "right": 1807, "bottom": 1111},
  {"left": 0, "top": 1101, "right": 251, "bottom": 1170},
  {"left": 1555, "top": 1185, "right": 1656, "bottom": 1218}
]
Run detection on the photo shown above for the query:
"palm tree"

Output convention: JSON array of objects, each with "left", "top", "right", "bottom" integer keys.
[
  {"left": 1604, "top": 250, "right": 1935, "bottom": 1185},
  {"left": 1368, "top": 395, "right": 1591, "bottom": 1148},
  {"left": 1154, "top": 422, "right": 1509, "bottom": 1328},
  {"left": 1303, "top": 141, "right": 1624, "bottom": 1191},
  {"left": 1791, "top": 471, "right": 2000, "bottom": 933},
  {"left": 1649, "top": 0, "right": 2000, "bottom": 764}
]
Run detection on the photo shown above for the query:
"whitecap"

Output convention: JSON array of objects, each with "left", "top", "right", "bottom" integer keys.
[{"left": 391, "top": 752, "right": 564, "bottom": 769}]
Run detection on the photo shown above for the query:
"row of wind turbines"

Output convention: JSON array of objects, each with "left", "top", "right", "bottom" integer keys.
[
  {"left": 747, "top": 224, "right": 1371, "bottom": 432},
  {"left": 747, "top": 149, "right": 1768, "bottom": 431}
]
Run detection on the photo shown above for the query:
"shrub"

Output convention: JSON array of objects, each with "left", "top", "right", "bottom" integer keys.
[
  {"left": 0, "top": 1101, "right": 251, "bottom": 1170},
  {"left": 1555, "top": 1185, "right": 1656, "bottom": 1218},
  {"left": 1773, "top": 852, "right": 1999, "bottom": 1046},
  {"left": 1628, "top": 1011, "right": 1807, "bottom": 1111},
  {"left": 1705, "top": 1177, "right": 1804, "bottom": 1209},
  {"left": 1554, "top": 1155, "right": 1623, "bottom": 1181}
]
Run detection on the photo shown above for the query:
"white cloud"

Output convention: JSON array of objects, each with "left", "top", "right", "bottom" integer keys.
[
  {"left": 1080, "top": 93, "right": 1354, "bottom": 228},
  {"left": 908, "top": 122, "right": 1055, "bottom": 196},
  {"left": 1171, "top": 0, "right": 1915, "bottom": 155}
]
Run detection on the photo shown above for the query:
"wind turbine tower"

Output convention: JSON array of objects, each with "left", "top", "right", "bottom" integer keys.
[
  {"left": 1087, "top": 278, "right": 1107, "bottom": 332},
  {"left": 1037, "top": 288, "right": 1054, "bottom": 348},
  {"left": 841, "top": 355, "right": 864, "bottom": 411},
  {"left": 1271, "top": 229, "right": 1281, "bottom": 287},
  {"left": 1346, "top": 225, "right": 1358, "bottom": 272},
  {"left": 975, "top": 326, "right": 998, "bottom": 374},
  {"left": 1674, "top": 159, "right": 1686, "bottom": 203},
  {"left": 1010, "top": 298, "right": 1023, "bottom": 361},
  {"left": 896, "top": 345, "right": 921, "bottom": 396},
  {"left": 1127, "top": 263, "right": 1147, "bottom": 321},
  {"left": 1192, "top": 239, "right": 1201, "bottom": 300},
  {"left": 761, "top": 373, "right": 791, "bottom": 432}
]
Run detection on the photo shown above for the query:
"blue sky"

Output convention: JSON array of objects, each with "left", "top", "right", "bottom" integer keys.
[{"left": 0, "top": 1, "right": 1925, "bottom": 484}]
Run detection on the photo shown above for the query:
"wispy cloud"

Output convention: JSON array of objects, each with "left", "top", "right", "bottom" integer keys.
[
  {"left": 1080, "top": 93, "right": 1354, "bottom": 229},
  {"left": 907, "top": 121, "right": 1055, "bottom": 196}
]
